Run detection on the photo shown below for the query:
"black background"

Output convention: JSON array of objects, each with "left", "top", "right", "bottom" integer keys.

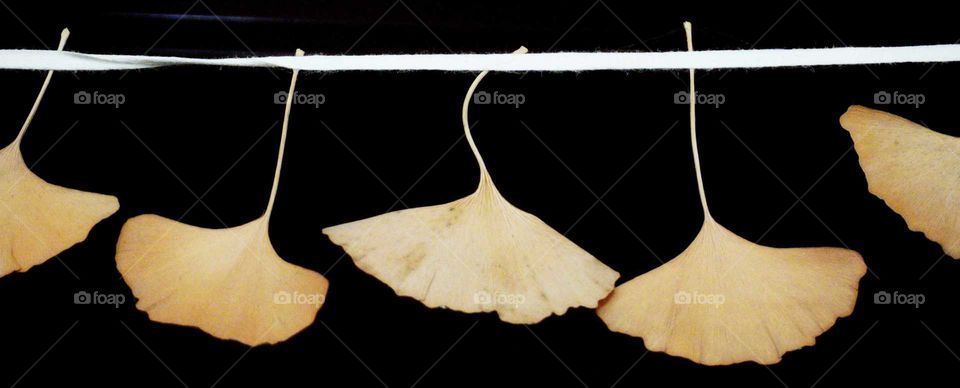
[{"left": 2, "top": 1, "right": 959, "bottom": 387}]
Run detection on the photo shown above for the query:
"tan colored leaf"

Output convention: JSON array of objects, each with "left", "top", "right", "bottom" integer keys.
[
  {"left": 597, "top": 23, "right": 867, "bottom": 365},
  {"left": 598, "top": 220, "right": 865, "bottom": 365},
  {"left": 323, "top": 47, "right": 619, "bottom": 324},
  {"left": 116, "top": 215, "right": 327, "bottom": 345},
  {"left": 116, "top": 50, "right": 328, "bottom": 346},
  {"left": 840, "top": 105, "right": 960, "bottom": 258},
  {"left": 1, "top": 29, "right": 118, "bottom": 277}
]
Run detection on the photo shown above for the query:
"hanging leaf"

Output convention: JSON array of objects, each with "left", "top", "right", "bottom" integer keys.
[
  {"left": 116, "top": 50, "right": 328, "bottom": 346},
  {"left": 840, "top": 105, "right": 960, "bottom": 258},
  {"left": 323, "top": 47, "right": 619, "bottom": 324},
  {"left": 1, "top": 29, "right": 119, "bottom": 278},
  {"left": 596, "top": 23, "right": 866, "bottom": 365}
]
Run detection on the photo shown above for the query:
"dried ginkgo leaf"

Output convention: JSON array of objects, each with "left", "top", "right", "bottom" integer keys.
[
  {"left": 840, "top": 105, "right": 960, "bottom": 258},
  {"left": 323, "top": 47, "right": 619, "bottom": 324},
  {"left": 596, "top": 23, "right": 867, "bottom": 366},
  {"left": 116, "top": 50, "right": 328, "bottom": 346},
  {"left": 1, "top": 29, "right": 119, "bottom": 278}
]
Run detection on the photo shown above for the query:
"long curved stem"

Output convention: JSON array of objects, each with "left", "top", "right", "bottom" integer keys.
[
  {"left": 461, "top": 46, "right": 528, "bottom": 191},
  {"left": 264, "top": 49, "right": 304, "bottom": 221},
  {"left": 15, "top": 28, "right": 70, "bottom": 148},
  {"left": 684, "top": 22, "right": 713, "bottom": 222}
]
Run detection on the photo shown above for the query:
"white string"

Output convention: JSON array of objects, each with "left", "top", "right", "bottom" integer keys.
[{"left": 3, "top": 44, "right": 960, "bottom": 71}]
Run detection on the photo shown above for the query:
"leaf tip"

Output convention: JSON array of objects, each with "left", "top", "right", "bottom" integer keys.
[{"left": 839, "top": 104, "right": 876, "bottom": 132}]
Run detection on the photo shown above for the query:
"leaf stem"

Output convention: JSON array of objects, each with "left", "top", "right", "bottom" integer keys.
[
  {"left": 684, "top": 22, "right": 713, "bottom": 222},
  {"left": 264, "top": 49, "right": 304, "bottom": 220},
  {"left": 461, "top": 46, "right": 528, "bottom": 192},
  {"left": 15, "top": 28, "right": 70, "bottom": 148}
]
